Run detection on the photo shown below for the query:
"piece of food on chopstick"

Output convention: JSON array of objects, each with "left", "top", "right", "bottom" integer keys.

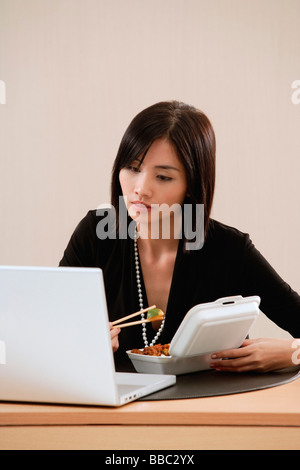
[
  {"left": 111, "top": 305, "right": 164, "bottom": 329},
  {"left": 131, "top": 343, "right": 170, "bottom": 356},
  {"left": 112, "top": 307, "right": 165, "bottom": 329},
  {"left": 146, "top": 308, "right": 164, "bottom": 321}
]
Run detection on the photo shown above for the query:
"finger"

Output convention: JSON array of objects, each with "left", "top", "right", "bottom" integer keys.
[
  {"left": 110, "top": 327, "right": 120, "bottom": 338},
  {"left": 210, "top": 356, "right": 258, "bottom": 373},
  {"left": 211, "top": 346, "right": 250, "bottom": 360},
  {"left": 111, "top": 336, "right": 120, "bottom": 353},
  {"left": 109, "top": 322, "right": 120, "bottom": 332},
  {"left": 240, "top": 339, "right": 253, "bottom": 346},
  {"left": 212, "top": 363, "right": 257, "bottom": 373}
]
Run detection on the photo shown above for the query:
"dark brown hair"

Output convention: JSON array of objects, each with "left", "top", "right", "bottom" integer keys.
[{"left": 111, "top": 100, "right": 216, "bottom": 241}]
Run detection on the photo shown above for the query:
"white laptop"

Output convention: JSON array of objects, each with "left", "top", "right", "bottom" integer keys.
[{"left": 0, "top": 266, "right": 175, "bottom": 406}]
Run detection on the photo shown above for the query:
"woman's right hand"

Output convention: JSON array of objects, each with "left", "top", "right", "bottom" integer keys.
[{"left": 109, "top": 323, "right": 120, "bottom": 353}]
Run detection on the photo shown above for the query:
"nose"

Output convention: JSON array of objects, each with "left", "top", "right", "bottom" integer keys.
[{"left": 134, "top": 172, "right": 153, "bottom": 199}]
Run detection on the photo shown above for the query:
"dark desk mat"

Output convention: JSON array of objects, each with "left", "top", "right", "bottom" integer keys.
[{"left": 140, "top": 366, "right": 300, "bottom": 401}]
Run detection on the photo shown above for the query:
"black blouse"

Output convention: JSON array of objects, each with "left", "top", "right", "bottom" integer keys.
[{"left": 59, "top": 210, "right": 300, "bottom": 371}]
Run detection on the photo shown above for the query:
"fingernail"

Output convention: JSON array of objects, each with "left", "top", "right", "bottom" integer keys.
[{"left": 211, "top": 354, "right": 217, "bottom": 359}]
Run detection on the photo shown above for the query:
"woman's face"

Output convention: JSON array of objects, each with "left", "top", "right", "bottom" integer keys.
[{"left": 119, "top": 138, "right": 188, "bottom": 232}]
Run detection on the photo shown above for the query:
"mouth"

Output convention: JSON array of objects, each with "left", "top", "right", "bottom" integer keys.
[{"left": 130, "top": 200, "right": 152, "bottom": 210}]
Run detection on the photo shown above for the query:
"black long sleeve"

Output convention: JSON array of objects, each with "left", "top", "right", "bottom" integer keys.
[{"left": 60, "top": 211, "right": 300, "bottom": 369}]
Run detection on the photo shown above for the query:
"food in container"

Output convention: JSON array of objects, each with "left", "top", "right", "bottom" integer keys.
[{"left": 127, "top": 295, "right": 261, "bottom": 375}]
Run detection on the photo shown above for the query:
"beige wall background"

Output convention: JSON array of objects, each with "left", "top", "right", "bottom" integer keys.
[{"left": 0, "top": 0, "right": 299, "bottom": 338}]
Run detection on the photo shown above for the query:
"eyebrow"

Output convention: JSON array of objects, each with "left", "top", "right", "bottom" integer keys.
[
  {"left": 154, "top": 165, "right": 180, "bottom": 172},
  {"left": 133, "top": 158, "right": 181, "bottom": 172}
]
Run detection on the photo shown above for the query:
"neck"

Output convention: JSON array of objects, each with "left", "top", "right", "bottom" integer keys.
[
  {"left": 136, "top": 213, "right": 182, "bottom": 243},
  {"left": 136, "top": 234, "right": 180, "bottom": 261}
]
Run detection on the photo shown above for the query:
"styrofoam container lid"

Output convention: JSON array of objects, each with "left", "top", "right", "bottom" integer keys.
[{"left": 169, "top": 295, "right": 261, "bottom": 357}]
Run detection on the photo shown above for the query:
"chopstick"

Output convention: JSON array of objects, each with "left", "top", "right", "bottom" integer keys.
[
  {"left": 113, "top": 315, "right": 164, "bottom": 329},
  {"left": 111, "top": 305, "right": 157, "bottom": 326}
]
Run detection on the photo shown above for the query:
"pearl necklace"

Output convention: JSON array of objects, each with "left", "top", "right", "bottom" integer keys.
[{"left": 134, "top": 229, "right": 165, "bottom": 347}]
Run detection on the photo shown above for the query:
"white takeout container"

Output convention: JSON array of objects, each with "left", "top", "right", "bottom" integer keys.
[
  {"left": 126, "top": 350, "right": 213, "bottom": 375},
  {"left": 127, "top": 295, "right": 261, "bottom": 375}
]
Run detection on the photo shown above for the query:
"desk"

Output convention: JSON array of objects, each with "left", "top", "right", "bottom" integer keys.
[{"left": 1, "top": 377, "right": 300, "bottom": 450}]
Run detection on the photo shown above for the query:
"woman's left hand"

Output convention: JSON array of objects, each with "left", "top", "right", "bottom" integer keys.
[{"left": 210, "top": 337, "right": 299, "bottom": 373}]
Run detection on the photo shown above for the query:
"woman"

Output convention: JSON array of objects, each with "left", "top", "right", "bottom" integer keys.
[{"left": 60, "top": 101, "right": 300, "bottom": 372}]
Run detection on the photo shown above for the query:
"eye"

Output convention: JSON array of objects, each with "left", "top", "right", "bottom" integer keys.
[
  {"left": 157, "top": 175, "right": 173, "bottom": 182},
  {"left": 127, "top": 165, "right": 140, "bottom": 173}
]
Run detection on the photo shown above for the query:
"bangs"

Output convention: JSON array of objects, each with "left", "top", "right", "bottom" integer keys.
[{"left": 120, "top": 142, "right": 154, "bottom": 170}]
